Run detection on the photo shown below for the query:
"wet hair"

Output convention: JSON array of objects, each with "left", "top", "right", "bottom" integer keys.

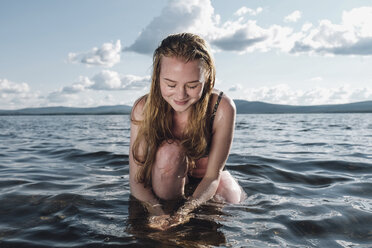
[{"left": 131, "top": 33, "right": 216, "bottom": 188}]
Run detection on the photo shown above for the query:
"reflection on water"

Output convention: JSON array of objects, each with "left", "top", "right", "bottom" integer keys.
[
  {"left": 0, "top": 114, "right": 372, "bottom": 247},
  {"left": 127, "top": 196, "right": 226, "bottom": 247}
]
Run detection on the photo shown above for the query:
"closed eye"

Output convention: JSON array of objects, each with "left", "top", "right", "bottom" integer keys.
[
  {"left": 187, "top": 85, "right": 198, "bottom": 89},
  {"left": 187, "top": 82, "right": 200, "bottom": 89}
]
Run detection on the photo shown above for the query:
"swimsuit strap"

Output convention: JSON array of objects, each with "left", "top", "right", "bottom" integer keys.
[{"left": 210, "top": 91, "right": 223, "bottom": 131}]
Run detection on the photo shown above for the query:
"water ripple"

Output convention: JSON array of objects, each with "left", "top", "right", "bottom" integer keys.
[{"left": 1, "top": 114, "right": 371, "bottom": 247}]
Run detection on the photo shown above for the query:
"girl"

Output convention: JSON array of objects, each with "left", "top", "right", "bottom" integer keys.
[{"left": 129, "top": 33, "right": 244, "bottom": 230}]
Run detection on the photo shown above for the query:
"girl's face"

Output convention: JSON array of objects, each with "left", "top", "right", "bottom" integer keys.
[{"left": 159, "top": 56, "right": 206, "bottom": 114}]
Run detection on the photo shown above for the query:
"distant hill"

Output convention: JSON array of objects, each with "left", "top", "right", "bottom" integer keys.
[
  {"left": 0, "top": 100, "right": 371, "bottom": 115},
  {"left": 234, "top": 100, "right": 372, "bottom": 114},
  {"left": 0, "top": 105, "right": 132, "bottom": 115}
]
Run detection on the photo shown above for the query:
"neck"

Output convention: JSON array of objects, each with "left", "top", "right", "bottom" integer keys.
[
  {"left": 173, "top": 108, "right": 190, "bottom": 119},
  {"left": 172, "top": 109, "right": 191, "bottom": 127}
]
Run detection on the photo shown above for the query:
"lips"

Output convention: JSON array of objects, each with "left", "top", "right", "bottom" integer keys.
[{"left": 174, "top": 99, "right": 189, "bottom": 105}]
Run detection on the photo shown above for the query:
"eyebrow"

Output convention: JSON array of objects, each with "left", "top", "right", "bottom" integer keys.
[{"left": 163, "top": 78, "right": 201, "bottom": 84}]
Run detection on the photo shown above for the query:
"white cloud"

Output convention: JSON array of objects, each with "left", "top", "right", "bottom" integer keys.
[
  {"left": 284, "top": 10, "right": 302, "bottom": 23},
  {"left": 0, "top": 79, "right": 45, "bottom": 110},
  {"left": 211, "top": 19, "right": 294, "bottom": 53},
  {"left": 89, "top": 71, "right": 150, "bottom": 91},
  {"left": 232, "top": 84, "right": 372, "bottom": 105},
  {"left": 342, "top": 6, "right": 372, "bottom": 37},
  {"left": 124, "top": 0, "right": 290, "bottom": 54},
  {"left": 211, "top": 20, "right": 268, "bottom": 52},
  {"left": 234, "top": 7, "right": 263, "bottom": 17},
  {"left": 45, "top": 91, "right": 103, "bottom": 107},
  {"left": 45, "top": 72, "right": 151, "bottom": 108},
  {"left": 301, "top": 22, "right": 313, "bottom": 32},
  {"left": 91, "top": 70, "right": 122, "bottom": 90},
  {"left": 4, "top": 92, "right": 43, "bottom": 109},
  {"left": 291, "top": 7, "right": 372, "bottom": 56},
  {"left": 124, "top": 1, "right": 372, "bottom": 57},
  {"left": 62, "top": 76, "right": 94, "bottom": 94},
  {"left": 121, "top": 0, "right": 296, "bottom": 55},
  {"left": 120, "top": 74, "right": 151, "bottom": 90},
  {"left": 124, "top": 0, "right": 218, "bottom": 54},
  {"left": 241, "top": 84, "right": 301, "bottom": 104},
  {"left": 0, "top": 78, "right": 30, "bottom": 94},
  {"left": 48, "top": 71, "right": 150, "bottom": 104},
  {"left": 68, "top": 40, "right": 121, "bottom": 67},
  {"left": 228, "top": 83, "right": 243, "bottom": 91}
]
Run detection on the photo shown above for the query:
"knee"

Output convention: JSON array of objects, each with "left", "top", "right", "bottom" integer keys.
[
  {"left": 153, "top": 140, "right": 186, "bottom": 177},
  {"left": 216, "top": 171, "right": 243, "bottom": 204},
  {"left": 157, "top": 140, "right": 183, "bottom": 158},
  {"left": 155, "top": 140, "right": 183, "bottom": 165},
  {"left": 152, "top": 140, "right": 187, "bottom": 200}
]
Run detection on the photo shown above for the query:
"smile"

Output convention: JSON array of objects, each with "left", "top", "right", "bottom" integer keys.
[{"left": 174, "top": 99, "right": 189, "bottom": 105}]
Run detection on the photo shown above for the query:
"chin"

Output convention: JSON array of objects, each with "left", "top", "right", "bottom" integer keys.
[
  {"left": 173, "top": 102, "right": 194, "bottom": 112},
  {"left": 163, "top": 97, "right": 197, "bottom": 113},
  {"left": 172, "top": 106, "right": 190, "bottom": 113}
]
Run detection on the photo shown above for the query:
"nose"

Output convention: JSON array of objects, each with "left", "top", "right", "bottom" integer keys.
[{"left": 176, "top": 85, "right": 188, "bottom": 99}]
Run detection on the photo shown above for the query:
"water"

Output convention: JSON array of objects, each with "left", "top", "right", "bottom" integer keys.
[{"left": 0, "top": 114, "right": 371, "bottom": 247}]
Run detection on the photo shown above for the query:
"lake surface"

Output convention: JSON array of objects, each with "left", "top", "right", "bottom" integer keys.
[{"left": 0, "top": 114, "right": 371, "bottom": 247}]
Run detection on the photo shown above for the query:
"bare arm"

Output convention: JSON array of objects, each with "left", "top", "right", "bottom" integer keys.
[
  {"left": 129, "top": 97, "right": 164, "bottom": 216},
  {"left": 176, "top": 94, "right": 236, "bottom": 216}
]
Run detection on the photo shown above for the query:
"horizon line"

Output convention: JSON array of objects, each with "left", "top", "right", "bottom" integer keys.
[{"left": 1, "top": 99, "right": 372, "bottom": 112}]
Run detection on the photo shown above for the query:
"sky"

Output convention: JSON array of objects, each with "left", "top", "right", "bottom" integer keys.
[{"left": 1, "top": 0, "right": 372, "bottom": 110}]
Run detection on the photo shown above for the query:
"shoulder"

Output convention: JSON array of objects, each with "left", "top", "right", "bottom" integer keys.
[
  {"left": 210, "top": 90, "right": 236, "bottom": 130},
  {"left": 131, "top": 95, "right": 148, "bottom": 122},
  {"left": 211, "top": 90, "right": 236, "bottom": 116}
]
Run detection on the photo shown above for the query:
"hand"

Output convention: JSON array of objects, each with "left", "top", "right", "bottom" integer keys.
[
  {"left": 147, "top": 198, "right": 199, "bottom": 231},
  {"left": 148, "top": 214, "right": 172, "bottom": 231},
  {"left": 148, "top": 212, "right": 194, "bottom": 231},
  {"left": 166, "top": 212, "right": 193, "bottom": 228}
]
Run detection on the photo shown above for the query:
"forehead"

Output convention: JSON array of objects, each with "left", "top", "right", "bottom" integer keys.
[{"left": 159, "top": 56, "right": 205, "bottom": 74}]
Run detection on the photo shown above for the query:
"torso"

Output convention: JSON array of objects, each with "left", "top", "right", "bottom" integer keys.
[{"left": 171, "top": 90, "right": 223, "bottom": 178}]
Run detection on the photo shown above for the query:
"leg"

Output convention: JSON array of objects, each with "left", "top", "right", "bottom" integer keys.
[
  {"left": 151, "top": 140, "right": 188, "bottom": 201},
  {"left": 215, "top": 171, "right": 245, "bottom": 204}
]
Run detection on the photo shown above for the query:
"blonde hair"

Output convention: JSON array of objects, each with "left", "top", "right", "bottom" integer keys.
[{"left": 132, "top": 33, "right": 216, "bottom": 188}]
